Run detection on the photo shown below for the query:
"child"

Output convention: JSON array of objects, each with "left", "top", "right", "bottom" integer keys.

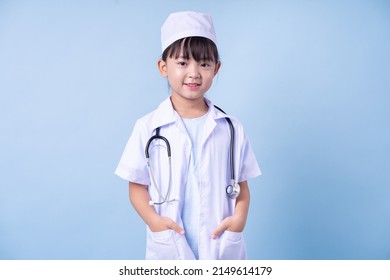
[{"left": 115, "top": 11, "right": 261, "bottom": 260}]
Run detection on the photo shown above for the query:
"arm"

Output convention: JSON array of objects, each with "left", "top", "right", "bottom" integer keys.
[
  {"left": 129, "top": 182, "right": 184, "bottom": 234},
  {"left": 211, "top": 181, "right": 250, "bottom": 238}
]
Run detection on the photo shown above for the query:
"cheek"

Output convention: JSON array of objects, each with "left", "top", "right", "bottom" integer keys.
[
  {"left": 203, "top": 72, "right": 216, "bottom": 82},
  {"left": 169, "top": 69, "right": 185, "bottom": 81},
  {"left": 167, "top": 72, "right": 182, "bottom": 86}
]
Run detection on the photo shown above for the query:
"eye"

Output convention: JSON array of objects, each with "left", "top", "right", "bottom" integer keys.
[
  {"left": 200, "top": 62, "right": 210, "bottom": 68},
  {"left": 177, "top": 60, "right": 187, "bottom": 67}
]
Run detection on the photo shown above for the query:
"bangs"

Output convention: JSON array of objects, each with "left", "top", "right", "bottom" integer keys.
[{"left": 162, "top": 37, "right": 219, "bottom": 62}]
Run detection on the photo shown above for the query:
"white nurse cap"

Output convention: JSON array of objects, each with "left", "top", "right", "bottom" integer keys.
[{"left": 161, "top": 11, "right": 217, "bottom": 53}]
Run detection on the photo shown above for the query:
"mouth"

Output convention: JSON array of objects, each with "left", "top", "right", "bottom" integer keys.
[{"left": 184, "top": 83, "right": 201, "bottom": 89}]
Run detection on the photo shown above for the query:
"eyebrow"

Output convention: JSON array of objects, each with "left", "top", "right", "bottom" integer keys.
[{"left": 177, "top": 55, "right": 214, "bottom": 62}]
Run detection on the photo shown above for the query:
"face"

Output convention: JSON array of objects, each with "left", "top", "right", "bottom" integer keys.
[{"left": 158, "top": 53, "right": 221, "bottom": 103}]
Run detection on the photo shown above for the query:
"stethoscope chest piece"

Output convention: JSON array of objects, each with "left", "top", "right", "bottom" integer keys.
[{"left": 226, "top": 180, "right": 240, "bottom": 199}]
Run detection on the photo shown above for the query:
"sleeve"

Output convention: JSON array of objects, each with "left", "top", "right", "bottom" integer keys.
[
  {"left": 114, "top": 119, "right": 151, "bottom": 186},
  {"left": 236, "top": 122, "right": 262, "bottom": 183}
]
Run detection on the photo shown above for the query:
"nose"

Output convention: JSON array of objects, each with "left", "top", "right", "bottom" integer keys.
[{"left": 188, "top": 62, "right": 200, "bottom": 79}]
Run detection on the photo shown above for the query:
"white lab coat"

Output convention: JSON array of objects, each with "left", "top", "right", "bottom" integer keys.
[{"left": 115, "top": 97, "right": 261, "bottom": 260}]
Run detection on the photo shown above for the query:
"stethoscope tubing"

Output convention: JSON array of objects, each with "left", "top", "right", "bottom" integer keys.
[
  {"left": 145, "top": 106, "right": 239, "bottom": 205},
  {"left": 224, "top": 116, "right": 235, "bottom": 183},
  {"left": 213, "top": 105, "right": 236, "bottom": 185},
  {"left": 145, "top": 127, "right": 171, "bottom": 158}
]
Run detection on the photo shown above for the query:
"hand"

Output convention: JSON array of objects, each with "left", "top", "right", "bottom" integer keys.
[
  {"left": 211, "top": 214, "right": 246, "bottom": 239},
  {"left": 149, "top": 215, "right": 185, "bottom": 235}
]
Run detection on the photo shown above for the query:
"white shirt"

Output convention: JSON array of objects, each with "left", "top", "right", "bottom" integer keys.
[
  {"left": 181, "top": 113, "right": 208, "bottom": 259},
  {"left": 115, "top": 97, "right": 261, "bottom": 260}
]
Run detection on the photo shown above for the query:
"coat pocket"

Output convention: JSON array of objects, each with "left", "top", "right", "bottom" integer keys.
[
  {"left": 218, "top": 230, "right": 247, "bottom": 260},
  {"left": 146, "top": 229, "right": 195, "bottom": 260}
]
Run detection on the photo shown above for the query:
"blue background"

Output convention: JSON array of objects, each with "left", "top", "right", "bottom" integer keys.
[{"left": 0, "top": 0, "right": 389, "bottom": 260}]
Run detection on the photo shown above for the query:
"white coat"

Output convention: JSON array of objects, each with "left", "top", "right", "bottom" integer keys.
[{"left": 115, "top": 97, "right": 261, "bottom": 259}]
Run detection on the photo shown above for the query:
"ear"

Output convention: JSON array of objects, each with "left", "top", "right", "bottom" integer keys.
[
  {"left": 157, "top": 59, "right": 168, "bottom": 77},
  {"left": 214, "top": 61, "right": 221, "bottom": 76}
]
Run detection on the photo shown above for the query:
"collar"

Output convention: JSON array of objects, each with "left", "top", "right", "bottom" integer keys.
[{"left": 149, "top": 96, "right": 231, "bottom": 131}]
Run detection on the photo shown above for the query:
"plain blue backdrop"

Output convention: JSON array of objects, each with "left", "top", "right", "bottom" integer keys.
[{"left": 0, "top": 0, "right": 389, "bottom": 260}]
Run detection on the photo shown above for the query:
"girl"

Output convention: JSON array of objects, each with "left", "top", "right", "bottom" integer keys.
[{"left": 115, "top": 11, "right": 261, "bottom": 260}]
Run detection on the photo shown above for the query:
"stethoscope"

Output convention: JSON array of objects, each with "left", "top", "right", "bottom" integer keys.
[{"left": 145, "top": 105, "right": 240, "bottom": 205}]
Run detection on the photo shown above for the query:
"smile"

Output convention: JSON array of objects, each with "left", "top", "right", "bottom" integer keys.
[{"left": 184, "top": 83, "right": 201, "bottom": 89}]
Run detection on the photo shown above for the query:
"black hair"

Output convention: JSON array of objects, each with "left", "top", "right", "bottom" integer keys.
[{"left": 162, "top": 36, "right": 219, "bottom": 63}]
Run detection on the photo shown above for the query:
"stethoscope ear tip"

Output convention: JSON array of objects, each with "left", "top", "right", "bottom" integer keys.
[{"left": 148, "top": 200, "right": 154, "bottom": 206}]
